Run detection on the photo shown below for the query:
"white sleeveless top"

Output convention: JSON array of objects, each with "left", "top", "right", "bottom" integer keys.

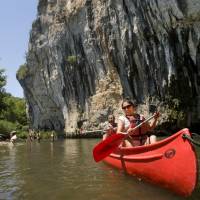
[
  {"left": 118, "top": 115, "right": 130, "bottom": 131},
  {"left": 118, "top": 115, "right": 144, "bottom": 131}
]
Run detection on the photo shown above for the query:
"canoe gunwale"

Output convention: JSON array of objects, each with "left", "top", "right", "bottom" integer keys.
[{"left": 116, "top": 128, "right": 191, "bottom": 155}]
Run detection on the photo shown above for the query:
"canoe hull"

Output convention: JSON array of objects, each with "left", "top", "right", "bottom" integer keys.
[{"left": 103, "top": 128, "right": 198, "bottom": 196}]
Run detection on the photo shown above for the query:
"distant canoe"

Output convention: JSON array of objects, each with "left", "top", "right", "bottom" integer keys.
[
  {"left": 103, "top": 128, "right": 198, "bottom": 196},
  {"left": 0, "top": 134, "right": 10, "bottom": 141},
  {"left": 66, "top": 130, "right": 104, "bottom": 138}
]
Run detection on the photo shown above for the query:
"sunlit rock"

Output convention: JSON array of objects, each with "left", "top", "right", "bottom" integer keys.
[{"left": 17, "top": 0, "right": 200, "bottom": 132}]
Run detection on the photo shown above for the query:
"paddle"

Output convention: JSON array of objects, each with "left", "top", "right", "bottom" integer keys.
[{"left": 93, "top": 114, "right": 156, "bottom": 162}]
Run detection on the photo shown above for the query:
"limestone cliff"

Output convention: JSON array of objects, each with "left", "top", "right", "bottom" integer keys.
[{"left": 17, "top": 0, "right": 200, "bottom": 132}]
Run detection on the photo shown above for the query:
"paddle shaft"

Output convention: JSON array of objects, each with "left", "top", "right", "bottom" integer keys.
[{"left": 82, "top": 130, "right": 104, "bottom": 133}]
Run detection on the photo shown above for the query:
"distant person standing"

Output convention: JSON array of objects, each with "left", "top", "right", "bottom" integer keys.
[
  {"left": 51, "top": 131, "right": 55, "bottom": 142},
  {"left": 10, "top": 131, "right": 17, "bottom": 143},
  {"left": 36, "top": 131, "right": 41, "bottom": 143},
  {"left": 28, "top": 129, "right": 34, "bottom": 141}
]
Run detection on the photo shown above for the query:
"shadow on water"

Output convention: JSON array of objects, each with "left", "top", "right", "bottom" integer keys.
[{"left": 0, "top": 139, "right": 199, "bottom": 200}]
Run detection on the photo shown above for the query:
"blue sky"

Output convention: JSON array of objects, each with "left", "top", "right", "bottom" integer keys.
[{"left": 0, "top": 0, "right": 38, "bottom": 97}]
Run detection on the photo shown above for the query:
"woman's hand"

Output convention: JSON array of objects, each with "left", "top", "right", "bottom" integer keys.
[
  {"left": 127, "top": 127, "right": 136, "bottom": 135},
  {"left": 117, "top": 131, "right": 127, "bottom": 135},
  {"left": 108, "top": 124, "right": 113, "bottom": 130},
  {"left": 153, "top": 112, "right": 160, "bottom": 120}
]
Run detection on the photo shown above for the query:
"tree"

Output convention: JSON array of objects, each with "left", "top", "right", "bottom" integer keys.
[
  {"left": 1, "top": 94, "right": 27, "bottom": 125},
  {"left": 0, "top": 68, "right": 28, "bottom": 136},
  {"left": 0, "top": 68, "right": 7, "bottom": 113},
  {"left": 0, "top": 68, "right": 6, "bottom": 92}
]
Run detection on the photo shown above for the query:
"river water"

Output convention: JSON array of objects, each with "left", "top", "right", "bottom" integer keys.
[{"left": 0, "top": 139, "right": 199, "bottom": 200}]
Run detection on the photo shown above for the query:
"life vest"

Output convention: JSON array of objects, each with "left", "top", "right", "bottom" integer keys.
[{"left": 126, "top": 114, "right": 148, "bottom": 146}]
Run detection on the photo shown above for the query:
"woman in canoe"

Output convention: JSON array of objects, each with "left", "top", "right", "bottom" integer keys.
[{"left": 117, "top": 98, "right": 160, "bottom": 147}]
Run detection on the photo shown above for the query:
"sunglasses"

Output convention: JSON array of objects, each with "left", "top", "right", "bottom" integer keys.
[{"left": 122, "top": 104, "right": 132, "bottom": 110}]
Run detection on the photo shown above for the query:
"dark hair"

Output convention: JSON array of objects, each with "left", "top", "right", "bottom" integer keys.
[
  {"left": 121, "top": 97, "right": 138, "bottom": 108},
  {"left": 108, "top": 114, "right": 115, "bottom": 119}
]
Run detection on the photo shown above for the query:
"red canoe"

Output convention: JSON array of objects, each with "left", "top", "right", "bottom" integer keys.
[{"left": 103, "top": 128, "right": 198, "bottom": 196}]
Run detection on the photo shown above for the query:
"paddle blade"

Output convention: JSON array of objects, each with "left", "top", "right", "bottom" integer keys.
[{"left": 93, "top": 134, "right": 125, "bottom": 162}]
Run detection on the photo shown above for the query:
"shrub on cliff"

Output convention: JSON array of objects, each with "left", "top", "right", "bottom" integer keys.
[
  {"left": 16, "top": 64, "right": 28, "bottom": 80},
  {"left": 66, "top": 55, "right": 77, "bottom": 64}
]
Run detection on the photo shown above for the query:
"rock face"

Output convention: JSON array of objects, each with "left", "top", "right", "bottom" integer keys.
[{"left": 17, "top": 0, "right": 200, "bottom": 132}]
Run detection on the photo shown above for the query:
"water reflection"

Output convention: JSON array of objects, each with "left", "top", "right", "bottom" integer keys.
[
  {"left": 0, "top": 140, "right": 199, "bottom": 200},
  {"left": 0, "top": 143, "right": 23, "bottom": 199}
]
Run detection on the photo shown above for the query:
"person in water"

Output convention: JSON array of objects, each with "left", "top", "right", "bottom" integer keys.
[
  {"left": 117, "top": 98, "right": 160, "bottom": 147},
  {"left": 10, "top": 131, "right": 17, "bottom": 143},
  {"left": 103, "top": 114, "right": 117, "bottom": 140}
]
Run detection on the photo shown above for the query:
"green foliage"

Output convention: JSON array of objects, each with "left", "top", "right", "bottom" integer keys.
[
  {"left": 16, "top": 64, "right": 28, "bottom": 80},
  {"left": 16, "top": 131, "right": 28, "bottom": 139},
  {"left": 21, "top": 125, "right": 29, "bottom": 131},
  {"left": 0, "top": 120, "right": 17, "bottom": 135},
  {"left": 66, "top": 55, "right": 77, "bottom": 64},
  {"left": 165, "top": 96, "right": 186, "bottom": 127},
  {"left": 0, "top": 67, "right": 28, "bottom": 139},
  {"left": 0, "top": 68, "right": 7, "bottom": 112},
  {"left": 1, "top": 94, "right": 27, "bottom": 125},
  {"left": 0, "top": 68, "right": 6, "bottom": 92}
]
